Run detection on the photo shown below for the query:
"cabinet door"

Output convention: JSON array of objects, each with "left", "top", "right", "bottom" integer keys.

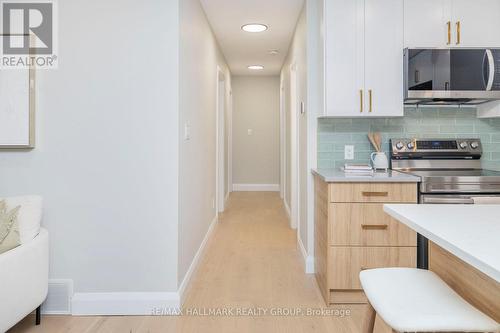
[
  {"left": 324, "top": 0, "right": 364, "bottom": 117},
  {"left": 404, "top": 0, "right": 452, "bottom": 48},
  {"left": 364, "top": 0, "right": 404, "bottom": 117},
  {"left": 328, "top": 247, "right": 417, "bottom": 289},
  {"left": 452, "top": 0, "right": 500, "bottom": 47}
]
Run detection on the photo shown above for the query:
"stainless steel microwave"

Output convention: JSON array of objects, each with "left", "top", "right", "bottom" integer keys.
[{"left": 404, "top": 48, "right": 500, "bottom": 105}]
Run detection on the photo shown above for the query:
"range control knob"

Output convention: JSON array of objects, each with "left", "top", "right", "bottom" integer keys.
[
  {"left": 459, "top": 141, "right": 468, "bottom": 149},
  {"left": 395, "top": 142, "right": 404, "bottom": 150},
  {"left": 470, "top": 141, "right": 479, "bottom": 149},
  {"left": 407, "top": 142, "right": 415, "bottom": 150}
]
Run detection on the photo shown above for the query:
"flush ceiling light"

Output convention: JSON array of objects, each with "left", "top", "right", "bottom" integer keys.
[
  {"left": 241, "top": 24, "right": 268, "bottom": 33},
  {"left": 248, "top": 65, "right": 264, "bottom": 70},
  {"left": 268, "top": 49, "right": 279, "bottom": 55}
]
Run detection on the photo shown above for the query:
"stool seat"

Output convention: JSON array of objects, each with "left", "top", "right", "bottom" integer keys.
[{"left": 359, "top": 268, "right": 500, "bottom": 332}]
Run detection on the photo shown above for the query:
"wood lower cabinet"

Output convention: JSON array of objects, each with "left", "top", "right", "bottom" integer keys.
[
  {"left": 329, "top": 246, "right": 417, "bottom": 290},
  {"left": 314, "top": 176, "right": 418, "bottom": 304},
  {"left": 329, "top": 203, "right": 416, "bottom": 246}
]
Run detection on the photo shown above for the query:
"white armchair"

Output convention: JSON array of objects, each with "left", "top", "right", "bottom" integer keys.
[{"left": 0, "top": 196, "right": 48, "bottom": 332}]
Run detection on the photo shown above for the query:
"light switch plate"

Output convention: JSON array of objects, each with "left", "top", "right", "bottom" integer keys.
[
  {"left": 247, "top": 129, "right": 253, "bottom": 135},
  {"left": 184, "top": 123, "right": 190, "bottom": 141},
  {"left": 344, "top": 145, "right": 354, "bottom": 160}
]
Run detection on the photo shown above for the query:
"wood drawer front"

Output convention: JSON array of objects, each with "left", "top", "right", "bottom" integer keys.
[
  {"left": 329, "top": 183, "right": 417, "bottom": 203},
  {"left": 328, "top": 247, "right": 416, "bottom": 289},
  {"left": 329, "top": 203, "right": 417, "bottom": 246}
]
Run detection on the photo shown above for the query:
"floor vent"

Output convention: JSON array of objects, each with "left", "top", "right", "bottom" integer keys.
[{"left": 42, "top": 279, "right": 74, "bottom": 314}]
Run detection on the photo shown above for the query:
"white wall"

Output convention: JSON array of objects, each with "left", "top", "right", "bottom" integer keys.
[
  {"left": 232, "top": 76, "right": 280, "bottom": 186},
  {"left": 281, "top": 7, "right": 308, "bottom": 244},
  {"left": 0, "top": 0, "right": 179, "bottom": 293},
  {"left": 178, "top": 0, "right": 231, "bottom": 288},
  {"left": 306, "top": 0, "right": 324, "bottom": 271},
  {"left": 280, "top": 0, "right": 324, "bottom": 274}
]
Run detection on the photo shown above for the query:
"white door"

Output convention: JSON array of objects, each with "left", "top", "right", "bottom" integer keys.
[
  {"left": 364, "top": 0, "right": 404, "bottom": 117},
  {"left": 404, "top": 0, "right": 452, "bottom": 48},
  {"left": 451, "top": 0, "right": 500, "bottom": 47},
  {"left": 324, "top": 0, "right": 364, "bottom": 117}
]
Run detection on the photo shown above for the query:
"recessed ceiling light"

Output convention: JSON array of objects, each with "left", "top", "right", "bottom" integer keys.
[
  {"left": 268, "top": 49, "right": 279, "bottom": 55},
  {"left": 241, "top": 24, "right": 268, "bottom": 33},
  {"left": 248, "top": 65, "right": 264, "bottom": 70}
]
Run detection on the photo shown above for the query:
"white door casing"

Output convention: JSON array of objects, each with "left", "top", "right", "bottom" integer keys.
[
  {"left": 216, "top": 67, "right": 226, "bottom": 214},
  {"left": 290, "top": 64, "right": 299, "bottom": 230},
  {"left": 227, "top": 90, "right": 233, "bottom": 199},
  {"left": 280, "top": 82, "right": 286, "bottom": 200}
]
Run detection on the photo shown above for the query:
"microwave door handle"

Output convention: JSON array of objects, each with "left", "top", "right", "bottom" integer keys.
[{"left": 485, "top": 49, "right": 495, "bottom": 91}]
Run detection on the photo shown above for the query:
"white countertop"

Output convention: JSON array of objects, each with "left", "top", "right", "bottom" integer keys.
[
  {"left": 312, "top": 168, "right": 421, "bottom": 183},
  {"left": 384, "top": 204, "right": 500, "bottom": 283}
]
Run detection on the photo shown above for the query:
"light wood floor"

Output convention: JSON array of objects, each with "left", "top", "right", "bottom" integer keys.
[{"left": 9, "top": 192, "right": 364, "bottom": 333}]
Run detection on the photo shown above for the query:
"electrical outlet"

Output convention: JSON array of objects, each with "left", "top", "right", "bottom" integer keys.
[
  {"left": 247, "top": 129, "right": 253, "bottom": 135},
  {"left": 344, "top": 145, "right": 354, "bottom": 160}
]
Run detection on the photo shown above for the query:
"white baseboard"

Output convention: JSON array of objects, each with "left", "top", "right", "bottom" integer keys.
[
  {"left": 298, "top": 236, "right": 314, "bottom": 274},
  {"left": 232, "top": 184, "right": 279, "bottom": 192},
  {"left": 178, "top": 215, "right": 217, "bottom": 305},
  {"left": 71, "top": 292, "right": 180, "bottom": 316}
]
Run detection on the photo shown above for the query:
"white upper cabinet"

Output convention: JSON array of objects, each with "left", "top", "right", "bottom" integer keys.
[
  {"left": 404, "top": 0, "right": 451, "bottom": 48},
  {"left": 324, "top": 0, "right": 404, "bottom": 117},
  {"left": 364, "top": 0, "right": 404, "bottom": 117},
  {"left": 451, "top": 0, "right": 500, "bottom": 47},
  {"left": 324, "top": 0, "right": 364, "bottom": 117},
  {"left": 404, "top": 0, "right": 500, "bottom": 48}
]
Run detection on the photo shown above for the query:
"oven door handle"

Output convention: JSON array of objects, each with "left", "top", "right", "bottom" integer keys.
[{"left": 422, "top": 196, "right": 474, "bottom": 204}]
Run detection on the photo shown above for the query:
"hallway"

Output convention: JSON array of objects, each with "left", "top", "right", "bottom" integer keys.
[{"left": 10, "top": 193, "right": 363, "bottom": 333}]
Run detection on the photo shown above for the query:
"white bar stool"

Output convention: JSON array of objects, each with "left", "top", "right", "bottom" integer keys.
[{"left": 359, "top": 268, "right": 500, "bottom": 333}]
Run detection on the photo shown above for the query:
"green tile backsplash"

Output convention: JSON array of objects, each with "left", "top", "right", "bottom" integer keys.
[{"left": 318, "top": 107, "right": 500, "bottom": 170}]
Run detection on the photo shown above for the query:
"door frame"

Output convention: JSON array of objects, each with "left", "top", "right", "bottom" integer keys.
[
  {"left": 280, "top": 80, "right": 286, "bottom": 200},
  {"left": 216, "top": 66, "right": 226, "bottom": 215},
  {"left": 289, "top": 64, "right": 299, "bottom": 230},
  {"left": 227, "top": 89, "right": 233, "bottom": 201}
]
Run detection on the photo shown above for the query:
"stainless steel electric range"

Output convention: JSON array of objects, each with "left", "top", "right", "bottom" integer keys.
[{"left": 390, "top": 137, "right": 500, "bottom": 268}]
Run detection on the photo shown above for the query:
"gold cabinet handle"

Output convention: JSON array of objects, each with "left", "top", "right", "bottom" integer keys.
[
  {"left": 362, "top": 191, "right": 389, "bottom": 197},
  {"left": 368, "top": 89, "right": 373, "bottom": 113},
  {"left": 456, "top": 21, "right": 461, "bottom": 45},
  {"left": 361, "top": 224, "right": 388, "bottom": 230},
  {"left": 359, "top": 89, "right": 363, "bottom": 113},
  {"left": 447, "top": 21, "right": 451, "bottom": 45}
]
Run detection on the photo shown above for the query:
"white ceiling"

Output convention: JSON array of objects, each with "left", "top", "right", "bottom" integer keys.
[{"left": 199, "top": 0, "right": 305, "bottom": 76}]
